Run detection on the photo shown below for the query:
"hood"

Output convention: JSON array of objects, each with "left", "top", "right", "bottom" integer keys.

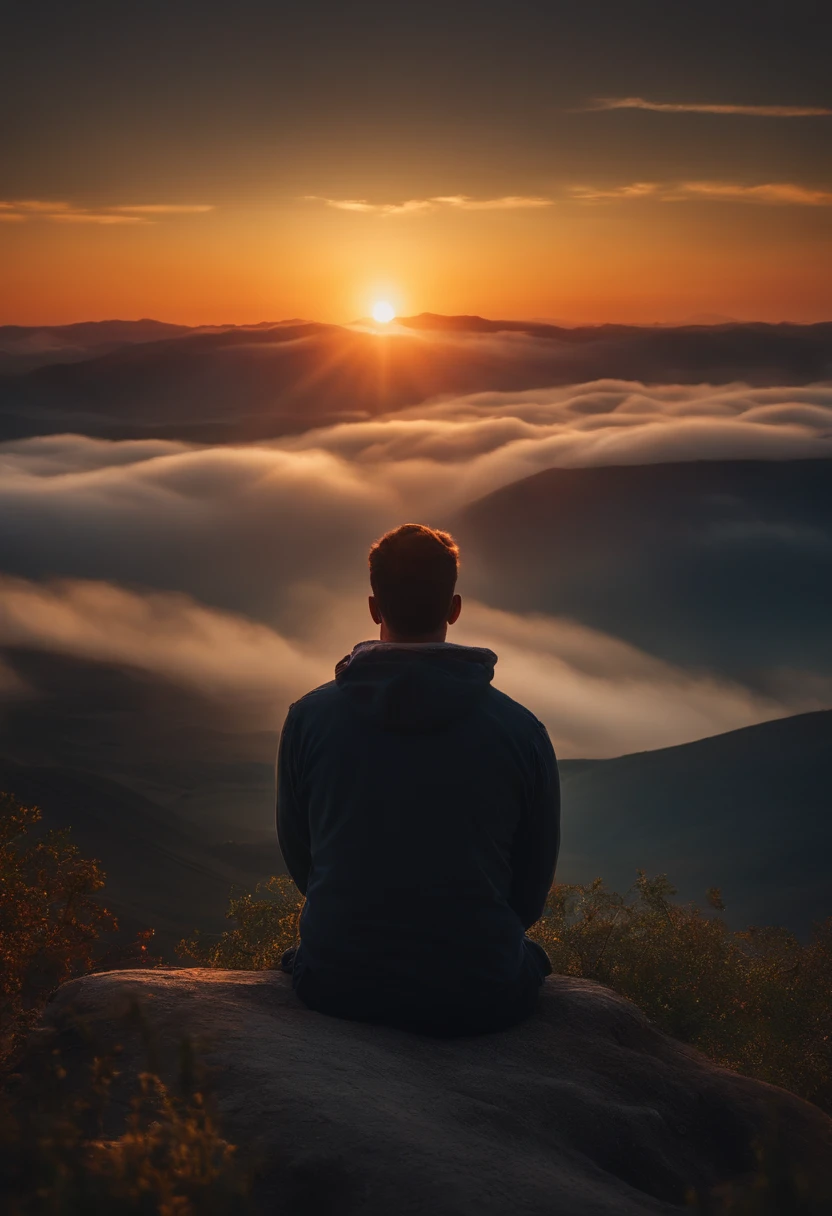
[{"left": 335, "top": 641, "right": 497, "bottom": 733}]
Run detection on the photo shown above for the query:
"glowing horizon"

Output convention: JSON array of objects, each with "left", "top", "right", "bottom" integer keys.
[{"left": 2, "top": 4, "right": 829, "bottom": 328}]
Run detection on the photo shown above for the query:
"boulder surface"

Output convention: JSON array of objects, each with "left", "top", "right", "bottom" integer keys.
[{"left": 40, "top": 968, "right": 832, "bottom": 1214}]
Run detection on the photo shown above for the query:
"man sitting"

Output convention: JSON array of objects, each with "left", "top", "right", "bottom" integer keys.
[{"left": 277, "top": 523, "right": 560, "bottom": 1036}]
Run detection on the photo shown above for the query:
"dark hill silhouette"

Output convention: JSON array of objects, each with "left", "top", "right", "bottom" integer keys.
[
  {"left": 0, "top": 753, "right": 279, "bottom": 939},
  {"left": 456, "top": 457, "right": 832, "bottom": 684},
  {"left": 1, "top": 317, "right": 830, "bottom": 442},
  {"left": 0, "top": 755, "right": 281, "bottom": 951},
  {"left": 0, "top": 319, "right": 195, "bottom": 374},
  {"left": 0, "top": 318, "right": 295, "bottom": 374},
  {"left": 558, "top": 709, "right": 832, "bottom": 935}
]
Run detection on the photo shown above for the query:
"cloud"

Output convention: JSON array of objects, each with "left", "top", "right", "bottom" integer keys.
[
  {"left": 0, "top": 576, "right": 811, "bottom": 758},
  {"left": 305, "top": 194, "right": 553, "bottom": 215},
  {"left": 570, "top": 181, "right": 832, "bottom": 206},
  {"left": 453, "top": 602, "right": 815, "bottom": 757},
  {"left": 0, "top": 436, "right": 391, "bottom": 623},
  {"left": 586, "top": 97, "right": 832, "bottom": 118},
  {"left": 2, "top": 380, "right": 830, "bottom": 541},
  {"left": 0, "top": 381, "right": 828, "bottom": 756},
  {"left": 678, "top": 182, "right": 832, "bottom": 206},
  {"left": 430, "top": 195, "right": 553, "bottom": 211},
  {"left": 0, "top": 576, "right": 329, "bottom": 706},
  {"left": 0, "top": 200, "right": 214, "bottom": 224},
  {"left": 47, "top": 212, "right": 148, "bottom": 225},
  {"left": 277, "top": 382, "right": 832, "bottom": 509},
  {"left": 311, "top": 179, "right": 832, "bottom": 212},
  {"left": 109, "top": 204, "right": 214, "bottom": 214}
]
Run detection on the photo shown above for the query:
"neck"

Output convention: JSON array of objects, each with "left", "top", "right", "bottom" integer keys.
[{"left": 379, "top": 622, "right": 448, "bottom": 645}]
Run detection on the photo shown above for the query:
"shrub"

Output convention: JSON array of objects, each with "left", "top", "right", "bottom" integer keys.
[
  {"left": 0, "top": 792, "right": 116, "bottom": 1056},
  {"left": 529, "top": 872, "right": 832, "bottom": 1113},
  {"left": 177, "top": 875, "right": 303, "bottom": 970},
  {"left": 0, "top": 791, "right": 251, "bottom": 1214},
  {"left": 0, "top": 1018, "right": 252, "bottom": 1215}
]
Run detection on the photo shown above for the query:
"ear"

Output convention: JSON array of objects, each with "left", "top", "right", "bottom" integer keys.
[
  {"left": 447, "top": 593, "right": 462, "bottom": 625},
  {"left": 369, "top": 595, "right": 383, "bottom": 625}
]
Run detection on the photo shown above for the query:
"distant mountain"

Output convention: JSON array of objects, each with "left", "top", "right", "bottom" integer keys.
[
  {"left": 0, "top": 319, "right": 195, "bottom": 374},
  {"left": 557, "top": 710, "right": 832, "bottom": 935},
  {"left": 0, "top": 318, "right": 291, "bottom": 374},
  {"left": 0, "top": 757, "right": 281, "bottom": 951},
  {"left": 1, "top": 317, "right": 830, "bottom": 442},
  {"left": 456, "top": 458, "right": 832, "bottom": 686}
]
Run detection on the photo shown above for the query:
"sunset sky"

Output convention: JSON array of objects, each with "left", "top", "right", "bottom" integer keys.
[{"left": 2, "top": 0, "right": 830, "bottom": 325}]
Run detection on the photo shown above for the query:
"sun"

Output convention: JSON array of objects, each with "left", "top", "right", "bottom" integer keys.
[{"left": 371, "top": 300, "right": 396, "bottom": 324}]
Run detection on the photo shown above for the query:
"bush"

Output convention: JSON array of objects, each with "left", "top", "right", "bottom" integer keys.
[
  {"left": 0, "top": 792, "right": 117, "bottom": 1056},
  {"left": 0, "top": 792, "right": 251, "bottom": 1214},
  {"left": 529, "top": 872, "right": 832, "bottom": 1113},
  {"left": 0, "top": 1016, "right": 252, "bottom": 1215},
  {"left": 177, "top": 875, "right": 303, "bottom": 970}
]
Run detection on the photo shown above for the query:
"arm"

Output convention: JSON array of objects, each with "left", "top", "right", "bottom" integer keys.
[
  {"left": 276, "top": 706, "right": 311, "bottom": 895},
  {"left": 508, "top": 721, "right": 561, "bottom": 930}
]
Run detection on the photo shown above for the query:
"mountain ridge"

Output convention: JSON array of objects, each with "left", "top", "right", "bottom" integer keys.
[
  {"left": 1, "top": 317, "right": 830, "bottom": 443},
  {"left": 557, "top": 708, "right": 831, "bottom": 934}
]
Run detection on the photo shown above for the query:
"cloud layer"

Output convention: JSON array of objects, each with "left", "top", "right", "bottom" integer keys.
[
  {"left": 0, "top": 381, "right": 829, "bottom": 608},
  {"left": 571, "top": 182, "right": 832, "bottom": 206},
  {"left": 306, "top": 194, "right": 553, "bottom": 215},
  {"left": 281, "top": 382, "right": 832, "bottom": 507},
  {"left": 306, "top": 181, "right": 832, "bottom": 216},
  {"left": 0, "top": 379, "right": 828, "bottom": 757},
  {"left": 0, "top": 576, "right": 807, "bottom": 759},
  {"left": 0, "top": 200, "right": 213, "bottom": 224},
  {"left": 586, "top": 97, "right": 832, "bottom": 118}
]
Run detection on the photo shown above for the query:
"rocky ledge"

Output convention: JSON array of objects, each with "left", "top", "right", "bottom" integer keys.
[{"left": 35, "top": 968, "right": 832, "bottom": 1214}]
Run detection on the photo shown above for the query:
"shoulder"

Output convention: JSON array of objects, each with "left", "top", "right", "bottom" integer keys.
[
  {"left": 485, "top": 690, "right": 558, "bottom": 786},
  {"left": 284, "top": 680, "right": 340, "bottom": 726},
  {"left": 484, "top": 685, "right": 553, "bottom": 747}
]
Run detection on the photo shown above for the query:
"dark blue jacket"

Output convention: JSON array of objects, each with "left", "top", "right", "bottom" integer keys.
[{"left": 276, "top": 641, "right": 560, "bottom": 1015}]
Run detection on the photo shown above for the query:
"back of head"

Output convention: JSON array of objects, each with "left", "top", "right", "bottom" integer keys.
[{"left": 369, "top": 523, "right": 459, "bottom": 638}]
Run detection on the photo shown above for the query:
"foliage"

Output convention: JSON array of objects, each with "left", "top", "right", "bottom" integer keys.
[
  {"left": 0, "top": 792, "right": 117, "bottom": 1055},
  {"left": 0, "top": 1017, "right": 252, "bottom": 1215},
  {"left": 177, "top": 875, "right": 303, "bottom": 970},
  {"left": 0, "top": 791, "right": 250, "bottom": 1214},
  {"left": 528, "top": 872, "right": 832, "bottom": 1113}
]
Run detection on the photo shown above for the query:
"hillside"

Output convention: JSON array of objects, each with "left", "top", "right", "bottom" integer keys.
[
  {"left": 557, "top": 709, "right": 832, "bottom": 934},
  {"left": 0, "top": 755, "right": 281, "bottom": 952}
]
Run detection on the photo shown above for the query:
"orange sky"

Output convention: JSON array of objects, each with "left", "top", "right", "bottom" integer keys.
[
  {"left": 2, "top": 193, "right": 830, "bottom": 326},
  {"left": 2, "top": 2, "right": 830, "bottom": 327}
]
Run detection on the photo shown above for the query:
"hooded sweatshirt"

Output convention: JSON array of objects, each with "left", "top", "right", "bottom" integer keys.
[{"left": 276, "top": 641, "right": 560, "bottom": 1016}]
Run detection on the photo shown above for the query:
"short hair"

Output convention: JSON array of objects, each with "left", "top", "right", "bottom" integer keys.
[{"left": 369, "top": 524, "right": 460, "bottom": 637}]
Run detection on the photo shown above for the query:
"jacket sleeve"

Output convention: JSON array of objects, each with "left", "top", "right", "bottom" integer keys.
[
  {"left": 276, "top": 706, "right": 311, "bottom": 895},
  {"left": 508, "top": 721, "right": 561, "bottom": 930}
]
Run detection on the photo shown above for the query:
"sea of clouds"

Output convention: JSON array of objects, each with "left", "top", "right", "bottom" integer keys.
[{"left": 1, "top": 379, "right": 830, "bottom": 758}]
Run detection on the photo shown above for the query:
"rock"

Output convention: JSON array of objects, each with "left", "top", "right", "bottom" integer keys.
[{"left": 39, "top": 968, "right": 832, "bottom": 1214}]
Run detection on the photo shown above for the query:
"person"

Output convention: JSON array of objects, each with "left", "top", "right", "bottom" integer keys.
[{"left": 276, "top": 523, "right": 560, "bottom": 1036}]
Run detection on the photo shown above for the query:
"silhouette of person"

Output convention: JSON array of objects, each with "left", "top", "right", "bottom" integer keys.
[{"left": 277, "top": 523, "right": 559, "bottom": 1035}]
